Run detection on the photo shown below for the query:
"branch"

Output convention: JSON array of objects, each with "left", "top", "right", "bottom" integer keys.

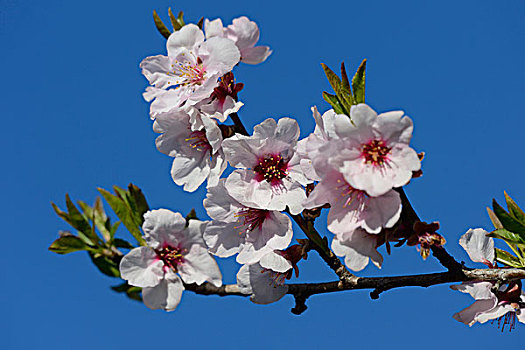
[
  {"left": 230, "top": 112, "right": 249, "bottom": 136},
  {"left": 185, "top": 268, "right": 525, "bottom": 314}
]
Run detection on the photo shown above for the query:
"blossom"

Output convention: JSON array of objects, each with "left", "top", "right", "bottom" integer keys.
[
  {"left": 119, "top": 209, "right": 222, "bottom": 311},
  {"left": 154, "top": 107, "right": 226, "bottom": 192},
  {"left": 331, "top": 229, "right": 384, "bottom": 271},
  {"left": 222, "top": 117, "right": 309, "bottom": 214},
  {"left": 196, "top": 72, "right": 244, "bottom": 122},
  {"left": 205, "top": 16, "right": 272, "bottom": 65},
  {"left": 303, "top": 167, "right": 401, "bottom": 237},
  {"left": 141, "top": 24, "right": 240, "bottom": 115},
  {"left": 324, "top": 104, "right": 421, "bottom": 197},
  {"left": 451, "top": 228, "right": 525, "bottom": 330},
  {"left": 296, "top": 106, "right": 341, "bottom": 182},
  {"left": 203, "top": 179, "right": 293, "bottom": 265},
  {"left": 236, "top": 246, "right": 305, "bottom": 304}
]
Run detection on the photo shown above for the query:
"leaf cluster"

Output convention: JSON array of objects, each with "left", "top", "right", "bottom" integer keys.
[
  {"left": 487, "top": 192, "right": 525, "bottom": 268},
  {"left": 321, "top": 60, "right": 366, "bottom": 116},
  {"left": 153, "top": 8, "right": 203, "bottom": 39}
]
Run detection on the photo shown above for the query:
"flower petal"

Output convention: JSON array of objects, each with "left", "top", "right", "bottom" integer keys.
[
  {"left": 142, "top": 271, "right": 184, "bottom": 311},
  {"left": 119, "top": 246, "right": 164, "bottom": 288}
]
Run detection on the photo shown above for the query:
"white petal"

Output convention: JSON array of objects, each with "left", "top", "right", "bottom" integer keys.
[
  {"left": 142, "top": 272, "right": 184, "bottom": 311},
  {"left": 119, "top": 247, "right": 164, "bottom": 288},
  {"left": 167, "top": 24, "right": 204, "bottom": 55},
  {"left": 259, "top": 251, "right": 293, "bottom": 273},
  {"left": 240, "top": 45, "right": 272, "bottom": 64},
  {"left": 459, "top": 228, "right": 495, "bottom": 264},
  {"left": 452, "top": 298, "right": 498, "bottom": 326},
  {"left": 143, "top": 209, "right": 186, "bottom": 249},
  {"left": 178, "top": 244, "right": 222, "bottom": 287},
  {"left": 203, "top": 221, "right": 242, "bottom": 257},
  {"left": 450, "top": 282, "right": 495, "bottom": 300},
  {"left": 199, "top": 37, "right": 240, "bottom": 74},
  {"left": 204, "top": 18, "right": 224, "bottom": 39}
]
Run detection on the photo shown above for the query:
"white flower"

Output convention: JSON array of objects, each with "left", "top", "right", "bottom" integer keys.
[
  {"left": 222, "top": 118, "right": 309, "bottom": 214},
  {"left": 236, "top": 251, "right": 295, "bottom": 304},
  {"left": 119, "top": 209, "right": 222, "bottom": 311},
  {"left": 141, "top": 24, "right": 240, "bottom": 116},
  {"left": 303, "top": 167, "right": 401, "bottom": 237},
  {"left": 451, "top": 228, "right": 525, "bottom": 330},
  {"left": 296, "top": 106, "right": 341, "bottom": 182},
  {"left": 154, "top": 108, "right": 226, "bottom": 192},
  {"left": 331, "top": 229, "right": 384, "bottom": 271},
  {"left": 203, "top": 179, "right": 293, "bottom": 265},
  {"left": 324, "top": 104, "right": 421, "bottom": 197},
  {"left": 205, "top": 16, "right": 272, "bottom": 65}
]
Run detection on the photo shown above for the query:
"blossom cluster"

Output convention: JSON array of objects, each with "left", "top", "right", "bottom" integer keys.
[
  {"left": 117, "top": 15, "right": 428, "bottom": 310},
  {"left": 116, "top": 16, "right": 523, "bottom": 330}
]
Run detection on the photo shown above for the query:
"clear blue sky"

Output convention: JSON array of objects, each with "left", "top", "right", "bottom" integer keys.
[{"left": 2, "top": 0, "right": 524, "bottom": 348}]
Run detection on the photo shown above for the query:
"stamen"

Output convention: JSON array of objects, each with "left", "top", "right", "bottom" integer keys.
[
  {"left": 185, "top": 130, "right": 212, "bottom": 152},
  {"left": 168, "top": 57, "right": 206, "bottom": 87},
  {"left": 361, "top": 139, "right": 391, "bottom": 166},
  {"left": 156, "top": 245, "right": 187, "bottom": 271},
  {"left": 235, "top": 207, "right": 269, "bottom": 234},
  {"left": 253, "top": 154, "right": 289, "bottom": 185}
]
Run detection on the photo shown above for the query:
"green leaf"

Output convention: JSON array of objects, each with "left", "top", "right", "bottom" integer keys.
[
  {"left": 89, "top": 252, "right": 121, "bottom": 278},
  {"left": 495, "top": 248, "right": 524, "bottom": 268},
  {"left": 321, "top": 63, "right": 352, "bottom": 113},
  {"left": 487, "top": 207, "right": 503, "bottom": 229},
  {"left": 168, "top": 8, "right": 182, "bottom": 31},
  {"left": 111, "top": 282, "right": 142, "bottom": 302},
  {"left": 65, "top": 194, "right": 98, "bottom": 242},
  {"left": 504, "top": 192, "right": 525, "bottom": 225},
  {"left": 128, "top": 183, "right": 149, "bottom": 225},
  {"left": 98, "top": 188, "right": 145, "bottom": 246},
  {"left": 153, "top": 10, "right": 171, "bottom": 39},
  {"left": 196, "top": 17, "right": 204, "bottom": 29},
  {"left": 49, "top": 235, "right": 90, "bottom": 254},
  {"left": 78, "top": 200, "right": 111, "bottom": 242},
  {"left": 351, "top": 59, "right": 367, "bottom": 104},
  {"left": 322, "top": 92, "right": 346, "bottom": 115},
  {"left": 488, "top": 228, "right": 525, "bottom": 246},
  {"left": 113, "top": 238, "right": 134, "bottom": 250},
  {"left": 492, "top": 199, "right": 525, "bottom": 236},
  {"left": 185, "top": 208, "right": 198, "bottom": 226},
  {"left": 340, "top": 62, "right": 351, "bottom": 94},
  {"left": 177, "top": 11, "right": 185, "bottom": 26}
]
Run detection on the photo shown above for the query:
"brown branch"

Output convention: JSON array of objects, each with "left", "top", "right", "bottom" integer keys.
[
  {"left": 185, "top": 268, "right": 525, "bottom": 314},
  {"left": 230, "top": 112, "right": 249, "bottom": 136},
  {"left": 289, "top": 213, "right": 357, "bottom": 286}
]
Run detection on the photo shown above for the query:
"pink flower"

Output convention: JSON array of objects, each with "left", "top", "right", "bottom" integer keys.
[
  {"left": 119, "top": 209, "right": 222, "bottom": 311},
  {"left": 304, "top": 167, "right": 401, "bottom": 237},
  {"left": 451, "top": 228, "right": 525, "bottom": 330},
  {"left": 205, "top": 16, "right": 272, "bottom": 65},
  {"left": 324, "top": 104, "right": 421, "bottom": 196},
  {"left": 141, "top": 24, "right": 240, "bottom": 117},
  {"left": 203, "top": 179, "right": 293, "bottom": 265},
  {"left": 154, "top": 108, "right": 226, "bottom": 192},
  {"left": 222, "top": 118, "right": 309, "bottom": 214}
]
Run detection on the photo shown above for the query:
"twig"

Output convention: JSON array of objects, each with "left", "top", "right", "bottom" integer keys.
[{"left": 230, "top": 112, "right": 249, "bottom": 136}]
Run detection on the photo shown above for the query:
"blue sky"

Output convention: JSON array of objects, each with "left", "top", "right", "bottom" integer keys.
[{"left": 2, "top": 0, "right": 524, "bottom": 348}]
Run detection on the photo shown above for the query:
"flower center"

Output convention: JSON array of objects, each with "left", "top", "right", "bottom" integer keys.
[
  {"left": 261, "top": 268, "right": 289, "bottom": 288},
  {"left": 185, "top": 130, "right": 212, "bottom": 153},
  {"left": 235, "top": 207, "right": 270, "bottom": 233},
  {"left": 253, "top": 154, "right": 289, "bottom": 185},
  {"left": 171, "top": 59, "right": 206, "bottom": 86},
  {"left": 156, "top": 245, "right": 186, "bottom": 271},
  {"left": 361, "top": 140, "right": 391, "bottom": 166}
]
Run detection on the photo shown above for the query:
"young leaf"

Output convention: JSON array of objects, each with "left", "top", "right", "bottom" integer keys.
[
  {"left": 495, "top": 248, "right": 524, "bottom": 268},
  {"left": 185, "top": 208, "right": 198, "bottom": 226},
  {"left": 177, "top": 11, "right": 185, "bottom": 26},
  {"left": 49, "top": 235, "right": 90, "bottom": 254},
  {"left": 197, "top": 17, "right": 204, "bottom": 30},
  {"left": 113, "top": 238, "right": 135, "bottom": 250},
  {"left": 340, "top": 62, "right": 351, "bottom": 94},
  {"left": 153, "top": 10, "right": 171, "bottom": 39},
  {"left": 111, "top": 282, "right": 142, "bottom": 302},
  {"left": 128, "top": 183, "right": 150, "bottom": 225},
  {"left": 492, "top": 199, "right": 525, "bottom": 236},
  {"left": 322, "top": 92, "right": 346, "bottom": 115},
  {"left": 321, "top": 63, "right": 352, "bottom": 112},
  {"left": 168, "top": 8, "right": 182, "bottom": 31},
  {"left": 98, "top": 188, "right": 145, "bottom": 246},
  {"left": 65, "top": 194, "right": 97, "bottom": 242},
  {"left": 78, "top": 200, "right": 111, "bottom": 242},
  {"left": 487, "top": 228, "right": 525, "bottom": 246},
  {"left": 486, "top": 207, "right": 503, "bottom": 229},
  {"left": 89, "top": 252, "right": 121, "bottom": 278},
  {"left": 352, "top": 59, "right": 367, "bottom": 104},
  {"left": 504, "top": 191, "right": 525, "bottom": 225}
]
